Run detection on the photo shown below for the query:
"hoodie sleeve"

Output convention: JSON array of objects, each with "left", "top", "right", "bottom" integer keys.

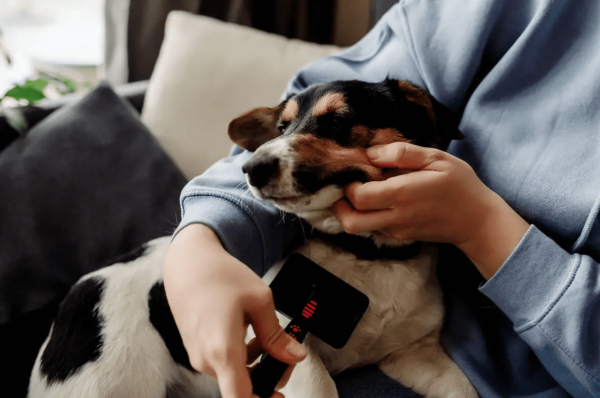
[{"left": 480, "top": 226, "right": 600, "bottom": 397}]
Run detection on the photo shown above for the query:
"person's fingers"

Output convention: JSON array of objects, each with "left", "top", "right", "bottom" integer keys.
[
  {"left": 343, "top": 179, "right": 404, "bottom": 211},
  {"left": 246, "top": 338, "right": 264, "bottom": 365},
  {"left": 276, "top": 363, "right": 296, "bottom": 390},
  {"left": 367, "top": 142, "right": 445, "bottom": 170},
  {"left": 216, "top": 357, "right": 254, "bottom": 398},
  {"left": 205, "top": 308, "right": 256, "bottom": 398},
  {"left": 247, "top": 360, "right": 295, "bottom": 393},
  {"left": 333, "top": 199, "right": 399, "bottom": 235},
  {"left": 246, "top": 289, "right": 306, "bottom": 364}
]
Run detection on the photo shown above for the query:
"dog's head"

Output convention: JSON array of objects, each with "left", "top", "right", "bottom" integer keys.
[{"left": 229, "top": 79, "right": 462, "bottom": 234}]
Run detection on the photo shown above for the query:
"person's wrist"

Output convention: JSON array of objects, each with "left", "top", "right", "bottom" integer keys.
[
  {"left": 167, "top": 223, "right": 224, "bottom": 266},
  {"left": 457, "top": 190, "right": 529, "bottom": 280},
  {"left": 164, "top": 223, "right": 229, "bottom": 303},
  {"left": 174, "top": 223, "right": 222, "bottom": 249}
]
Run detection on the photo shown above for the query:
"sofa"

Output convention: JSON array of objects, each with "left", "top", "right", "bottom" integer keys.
[{"left": 0, "top": 12, "right": 353, "bottom": 397}]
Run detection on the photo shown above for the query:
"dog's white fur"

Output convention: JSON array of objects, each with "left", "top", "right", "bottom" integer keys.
[
  {"left": 28, "top": 135, "right": 477, "bottom": 398},
  {"left": 28, "top": 237, "right": 220, "bottom": 398},
  {"left": 279, "top": 241, "right": 476, "bottom": 398}
]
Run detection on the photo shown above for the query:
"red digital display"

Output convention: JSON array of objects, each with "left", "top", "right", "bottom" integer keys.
[{"left": 302, "top": 301, "right": 318, "bottom": 318}]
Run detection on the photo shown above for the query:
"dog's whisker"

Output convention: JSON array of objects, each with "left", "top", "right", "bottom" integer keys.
[
  {"left": 241, "top": 188, "right": 252, "bottom": 199},
  {"left": 276, "top": 209, "right": 288, "bottom": 226},
  {"left": 294, "top": 216, "right": 308, "bottom": 243}
]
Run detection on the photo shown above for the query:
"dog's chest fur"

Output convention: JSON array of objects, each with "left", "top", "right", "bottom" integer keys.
[{"left": 292, "top": 237, "right": 444, "bottom": 375}]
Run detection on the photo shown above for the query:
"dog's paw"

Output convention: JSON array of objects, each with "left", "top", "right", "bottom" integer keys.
[
  {"left": 280, "top": 347, "right": 338, "bottom": 398},
  {"left": 438, "top": 370, "right": 478, "bottom": 398},
  {"left": 380, "top": 340, "right": 479, "bottom": 398}
]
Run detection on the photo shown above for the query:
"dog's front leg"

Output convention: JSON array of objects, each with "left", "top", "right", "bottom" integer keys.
[
  {"left": 379, "top": 336, "right": 478, "bottom": 398},
  {"left": 279, "top": 345, "right": 338, "bottom": 398}
]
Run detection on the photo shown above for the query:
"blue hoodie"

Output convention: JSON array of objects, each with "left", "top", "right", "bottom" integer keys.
[{"left": 175, "top": 1, "right": 600, "bottom": 396}]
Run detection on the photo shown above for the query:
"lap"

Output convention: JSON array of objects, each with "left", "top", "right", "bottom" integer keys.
[{"left": 333, "top": 365, "right": 422, "bottom": 398}]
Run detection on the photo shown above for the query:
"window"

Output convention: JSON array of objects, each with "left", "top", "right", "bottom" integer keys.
[{"left": 0, "top": 0, "right": 104, "bottom": 99}]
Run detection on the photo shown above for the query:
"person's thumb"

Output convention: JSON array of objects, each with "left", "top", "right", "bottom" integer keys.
[
  {"left": 366, "top": 142, "right": 442, "bottom": 170},
  {"left": 248, "top": 300, "right": 306, "bottom": 364}
]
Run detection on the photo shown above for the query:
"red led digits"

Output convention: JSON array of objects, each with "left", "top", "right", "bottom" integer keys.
[{"left": 302, "top": 301, "right": 318, "bottom": 318}]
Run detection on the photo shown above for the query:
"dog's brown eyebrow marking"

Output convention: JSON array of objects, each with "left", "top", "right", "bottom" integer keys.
[
  {"left": 312, "top": 92, "right": 348, "bottom": 117},
  {"left": 398, "top": 81, "right": 436, "bottom": 126},
  {"left": 369, "top": 128, "right": 412, "bottom": 147},
  {"left": 281, "top": 99, "right": 299, "bottom": 121}
]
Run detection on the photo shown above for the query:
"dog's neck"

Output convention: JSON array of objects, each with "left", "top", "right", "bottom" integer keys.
[
  {"left": 310, "top": 230, "right": 422, "bottom": 261},
  {"left": 296, "top": 208, "right": 421, "bottom": 260}
]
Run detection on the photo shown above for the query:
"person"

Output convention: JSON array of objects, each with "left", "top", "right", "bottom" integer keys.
[{"left": 163, "top": 1, "right": 600, "bottom": 397}]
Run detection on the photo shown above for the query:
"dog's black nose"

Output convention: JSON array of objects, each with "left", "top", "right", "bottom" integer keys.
[{"left": 242, "top": 156, "right": 280, "bottom": 189}]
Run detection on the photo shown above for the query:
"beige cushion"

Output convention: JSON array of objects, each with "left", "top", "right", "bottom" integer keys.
[{"left": 142, "top": 11, "right": 341, "bottom": 179}]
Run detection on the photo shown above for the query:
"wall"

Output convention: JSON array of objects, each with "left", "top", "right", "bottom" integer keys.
[{"left": 333, "top": 0, "right": 371, "bottom": 47}]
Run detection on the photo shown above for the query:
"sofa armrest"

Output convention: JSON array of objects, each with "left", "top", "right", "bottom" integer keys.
[{"left": 0, "top": 80, "right": 149, "bottom": 152}]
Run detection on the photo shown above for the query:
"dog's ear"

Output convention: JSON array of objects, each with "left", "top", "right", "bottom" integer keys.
[
  {"left": 394, "top": 80, "right": 463, "bottom": 150},
  {"left": 228, "top": 102, "right": 285, "bottom": 152},
  {"left": 429, "top": 97, "right": 464, "bottom": 150}
]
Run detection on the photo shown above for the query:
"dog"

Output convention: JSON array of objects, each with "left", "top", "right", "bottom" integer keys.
[{"left": 28, "top": 79, "right": 477, "bottom": 398}]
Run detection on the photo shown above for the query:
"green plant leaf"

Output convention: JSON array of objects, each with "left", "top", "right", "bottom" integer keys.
[
  {"left": 2, "top": 79, "right": 49, "bottom": 105},
  {"left": 61, "top": 77, "right": 77, "bottom": 93},
  {"left": 22, "top": 78, "right": 49, "bottom": 92}
]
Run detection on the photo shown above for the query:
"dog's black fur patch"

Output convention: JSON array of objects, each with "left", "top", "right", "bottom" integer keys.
[
  {"left": 148, "top": 282, "right": 194, "bottom": 371},
  {"left": 40, "top": 277, "right": 105, "bottom": 384},
  {"left": 286, "top": 79, "right": 459, "bottom": 151},
  {"left": 312, "top": 231, "right": 422, "bottom": 261}
]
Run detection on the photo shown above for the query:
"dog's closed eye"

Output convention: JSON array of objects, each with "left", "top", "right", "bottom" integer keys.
[{"left": 277, "top": 121, "right": 290, "bottom": 133}]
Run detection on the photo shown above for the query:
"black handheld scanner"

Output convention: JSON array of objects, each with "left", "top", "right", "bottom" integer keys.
[{"left": 250, "top": 254, "right": 369, "bottom": 398}]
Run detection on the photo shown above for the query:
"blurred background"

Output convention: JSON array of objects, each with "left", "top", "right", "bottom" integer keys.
[{"left": 0, "top": 0, "right": 396, "bottom": 105}]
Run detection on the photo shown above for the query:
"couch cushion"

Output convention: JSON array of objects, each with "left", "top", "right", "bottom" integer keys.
[
  {"left": 0, "top": 83, "right": 187, "bottom": 396},
  {"left": 141, "top": 11, "right": 341, "bottom": 179}
]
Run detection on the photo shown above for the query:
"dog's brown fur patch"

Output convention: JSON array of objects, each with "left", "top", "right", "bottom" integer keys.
[
  {"left": 282, "top": 99, "right": 299, "bottom": 121},
  {"left": 349, "top": 125, "right": 374, "bottom": 147},
  {"left": 349, "top": 126, "right": 411, "bottom": 148},
  {"left": 312, "top": 92, "right": 348, "bottom": 117},
  {"left": 228, "top": 106, "right": 281, "bottom": 151},
  {"left": 292, "top": 135, "right": 384, "bottom": 181},
  {"left": 369, "top": 128, "right": 412, "bottom": 147}
]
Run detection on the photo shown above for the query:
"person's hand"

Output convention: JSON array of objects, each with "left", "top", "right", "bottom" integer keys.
[
  {"left": 332, "top": 142, "right": 529, "bottom": 279},
  {"left": 164, "top": 224, "right": 306, "bottom": 398}
]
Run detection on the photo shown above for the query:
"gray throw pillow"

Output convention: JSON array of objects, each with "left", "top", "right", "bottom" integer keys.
[{"left": 0, "top": 83, "right": 187, "bottom": 396}]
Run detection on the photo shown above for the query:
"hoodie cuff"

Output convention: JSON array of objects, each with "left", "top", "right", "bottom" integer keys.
[
  {"left": 174, "top": 192, "right": 266, "bottom": 275},
  {"left": 479, "top": 225, "right": 581, "bottom": 329}
]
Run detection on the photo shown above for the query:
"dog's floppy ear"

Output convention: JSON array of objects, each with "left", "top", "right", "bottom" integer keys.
[
  {"left": 228, "top": 102, "right": 286, "bottom": 152},
  {"left": 394, "top": 80, "right": 463, "bottom": 150}
]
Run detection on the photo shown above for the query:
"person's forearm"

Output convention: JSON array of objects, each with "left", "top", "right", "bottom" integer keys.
[
  {"left": 164, "top": 223, "right": 228, "bottom": 326},
  {"left": 457, "top": 191, "right": 530, "bottom": 280},
  {"left": 166, "top": 223, "right": 226, "bottom": 281}
]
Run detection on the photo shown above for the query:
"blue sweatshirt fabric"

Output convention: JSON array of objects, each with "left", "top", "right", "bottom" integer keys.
[{"left": 176, "top": 1, "right": 600, "bottom": 396}]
